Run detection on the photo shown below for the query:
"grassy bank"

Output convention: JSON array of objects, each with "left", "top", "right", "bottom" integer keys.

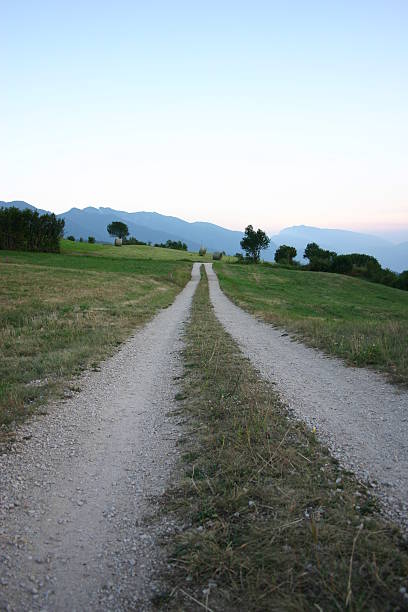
[
  {"left": 0, "top": 244, "right": 191, "bottom": 431},
  {"left": 158, "top": 268, "right": 408, "bottom": 611},
  {"left": 61, "top": 239, "right": 214, "bottom": 261},
  {"left": 215, "top": 263, "right": 408, "bottom": 385}
]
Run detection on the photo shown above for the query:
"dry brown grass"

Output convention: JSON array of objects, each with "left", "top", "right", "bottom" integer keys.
[{"left": 0, "top": 256, "right": 191, "bottom": 431}]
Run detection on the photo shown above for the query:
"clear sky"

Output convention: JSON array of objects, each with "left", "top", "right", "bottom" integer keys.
[{"left": 1, "top": 0, "right": 407, "bottom": 237}]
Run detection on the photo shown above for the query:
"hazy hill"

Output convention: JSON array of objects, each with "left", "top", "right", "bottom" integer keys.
[
  {"left": 59, "top": 206, "right": 202, "bottom": 250},
  {"left": 0, "top": 200, "right": 49, "bottom": 216}
]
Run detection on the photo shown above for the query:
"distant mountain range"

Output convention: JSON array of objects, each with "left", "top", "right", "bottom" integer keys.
[{"left": 1, "top": 201, "right": 407, "bottom": 272}]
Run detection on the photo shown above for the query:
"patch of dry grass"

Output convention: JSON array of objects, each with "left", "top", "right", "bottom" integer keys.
[
  {"left": 0, "top": 256, "right": 191, "bottom": 430},
  {"left": 157, "top": 270, "right": 408, "bottom": 611}
]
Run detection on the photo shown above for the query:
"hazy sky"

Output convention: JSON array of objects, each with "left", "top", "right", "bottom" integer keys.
[{"left": 1, "top": 1, "right": 407, "bottom": 235}]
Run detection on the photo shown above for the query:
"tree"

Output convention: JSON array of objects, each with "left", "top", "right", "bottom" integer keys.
[
  {"left": 240, "top": 225, "right": 270, "bottom": 263},
  {"left": 0, "top": 206, "right": 64, "bottom": 253},
  {"left": 107, "top": 221, "right": 129, "bottom": 240},
  {"left": 303, "top": 242, "right": 337, "bottom": 271},
  {"left": 395, "top": 270, "right": 408, "bottom": 291},
  {"left": 274, "top": 244, "right": 297, "bottom": 265},
  {"left": 330, "top": 254, "right": 353, "bottom": 274},
  {"left": 303, "top": 242, "right": 321, "bottom": 261}
]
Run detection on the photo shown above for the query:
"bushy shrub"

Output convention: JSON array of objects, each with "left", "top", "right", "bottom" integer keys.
[
  {"left": 330, "top": 254, "right": 353, "bottom": 274},
  {"left": 395, "top": 270, "right": 408, "bottom": 291},
  {"left": 274, "top": 244, "right": 297, "bottom": 265},
  {"left": 0, "top": 206, "right": 64, "bottom": 253},
  {"left": 199, "top": 246, "right": 207, "bottom": 256},
  {"left": 213, "top": 251, "right": 223, "bottom": 260},
  {"left": 79, "top": 237, "right": 84, "bottom": 243},
  {"left": 122, "top": 236, "right": 146, "bottom": 245},
  {"left": 155, "top": 240, "right": 188, "bottom": 251},
  {"left": 67, "top": 235, "right": 75, "bottom": 241},
  {"left": 88, "top": 236, "right": 95, "bottom": 244}
]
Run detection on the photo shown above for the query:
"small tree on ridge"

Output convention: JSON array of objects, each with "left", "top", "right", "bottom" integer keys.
[
  {"left": 274, "top": 244, "right": 297, "bottom": 265},
  {"left": 107, "top": 221, "right": 129, "bottom": 241},
  {"left": 240, "top": 225, "right": 270, "bottom": 263}
]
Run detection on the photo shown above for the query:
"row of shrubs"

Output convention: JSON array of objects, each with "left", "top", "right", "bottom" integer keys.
[
  {"left": 154, "top": 239, "right": 188, "bottom": 251},
  {"left": 272, "top": 242, "right": 408, "bottom": 291},
  {"left": 0, "top": 206, "right": 65, "bottom": 253},
  {"left": 67, "top": 235, "right": 96, "bottom": 243}
]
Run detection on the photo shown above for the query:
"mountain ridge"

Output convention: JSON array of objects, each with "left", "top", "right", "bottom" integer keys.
[{"left": 1, "top": 201, "right": 406, "bottom": 271}]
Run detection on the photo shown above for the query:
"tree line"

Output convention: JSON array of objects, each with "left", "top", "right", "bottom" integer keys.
[
  {"left": 272, "top": 241, "right": 408, "bottom": 291},
  {"left": 0, "top": 206, "right": 64, "bottom": 253},
  {"left": 238, "top": 225, "right": 407, "bottom": 291}
]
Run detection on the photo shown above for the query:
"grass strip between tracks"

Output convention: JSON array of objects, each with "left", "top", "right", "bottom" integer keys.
[{"left": 158, "top": 267, "right": 408, "bottom": 611}]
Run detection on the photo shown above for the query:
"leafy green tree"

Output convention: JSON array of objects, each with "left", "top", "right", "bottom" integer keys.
[
  {"left": 303, "top": 242, "right": 321, "bottom": 261},
  {"left": 107, "top": 221, "right": 129, "bottom": 240},
  {"left": 304, "top": 242, "right": 337, "bottom": 270},
  {"left": 274, "top": 244, "right": 297, "bottom": 264},
  {"left": 88, "top": 236, "right": 95, "bottom": 244},
  {"left": 0, "top": 206, "right": 64, "bottom": 252},
  {"left": 330, "top": 254, "right": 353, "bottom": 274},
  {"left": 395, "top": 270, "right": 408, "bottom": 291},
  {"left": 240, "top": 225, "right": 270, "bottom": 263}
]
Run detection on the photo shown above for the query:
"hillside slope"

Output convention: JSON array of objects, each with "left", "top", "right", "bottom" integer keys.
[{"left": 215, "top": 262, "right": 408, "bottom": 384}]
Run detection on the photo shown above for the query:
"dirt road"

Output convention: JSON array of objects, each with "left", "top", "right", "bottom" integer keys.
[
  {"left": 0, "top": 263, "right": 201, "bottom": 611},
  {"left": 205, "top": 263, "right": 408, "bottom": 532}
]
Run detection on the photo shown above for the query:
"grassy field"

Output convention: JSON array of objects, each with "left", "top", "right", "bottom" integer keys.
[
  {"left": 215, "top": 263, "right": 408, "bottom": 385},
  {"left": 61, "top": 239, "right": 214, "bottom": 261},
  {"left": 0, "top": 242, "right": 192, "bottom": 432},
  {"left": 159, "top": 269, "right": 408, "bottom": 611}
]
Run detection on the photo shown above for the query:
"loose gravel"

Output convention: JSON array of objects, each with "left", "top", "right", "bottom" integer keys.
[
  {"left": 206, "top": 263, "right": 408, "bottom": 532},
  {"left": 0, "top": 263, "right": 201, "bottom": 612}
]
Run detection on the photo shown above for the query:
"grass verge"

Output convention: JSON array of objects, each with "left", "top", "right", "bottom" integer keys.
[
  {"left": 0, "top": 248, "right": 191, "bottom": 432},
  {"left": 215, "top": 262, "right": 408, "bottom": 385},
  {"left": 158, "top": 269, "right": 408, "bottom": 611}
]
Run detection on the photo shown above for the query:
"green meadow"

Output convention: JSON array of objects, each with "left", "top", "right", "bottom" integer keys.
[
  {"left": 0, "top": 241, "right": 193, "bottom": 430},
  {"left": 215, "top": 262, "right": 408, "bottom": 385},
  {"left": 61, "top": 238, "right": 214, "bottom": 261}
]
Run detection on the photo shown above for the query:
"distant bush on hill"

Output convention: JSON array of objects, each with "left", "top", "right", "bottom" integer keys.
[
  {"left": 0, "top": 206, "right": 64, "bottom": 253},
  {"left": 122, "top": 236, "right": 147, "bottom": 245},
  {"left": 274, "top": 244, "right": 297, "bottom": 265},
  {"left": 155, "top": 239, "right": 188, "bottom": 251}
]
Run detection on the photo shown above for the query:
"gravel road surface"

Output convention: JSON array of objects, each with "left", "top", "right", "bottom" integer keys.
[
  {"left": 206, "top": 263, "right": 408, "bottom": 532},
  {"left": 0, "top": 263, "right": 201, "bottom": 612}
]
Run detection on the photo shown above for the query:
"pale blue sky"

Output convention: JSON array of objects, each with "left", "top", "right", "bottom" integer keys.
[{"left": 1, "top": 1, "right": 407, "bottom": 236}]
